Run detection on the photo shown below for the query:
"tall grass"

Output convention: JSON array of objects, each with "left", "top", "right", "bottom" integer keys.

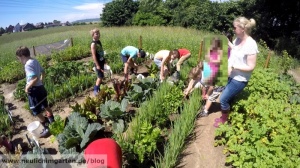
[{"left": 0, "top": 25, "right": 208, "bottom": 68}]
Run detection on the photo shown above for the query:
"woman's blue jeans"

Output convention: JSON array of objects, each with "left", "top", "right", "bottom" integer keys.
[{"left": 220, "top": 78, "right": 248, "bottom": 111}]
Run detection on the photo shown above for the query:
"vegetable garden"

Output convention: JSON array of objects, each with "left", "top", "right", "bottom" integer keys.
[{"left": 0, "top": 25, "right": 299, "bottom": 167}]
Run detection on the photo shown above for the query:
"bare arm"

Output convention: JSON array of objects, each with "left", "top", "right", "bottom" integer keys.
[
  {"left": 184, "top": 79, "right": 196, "bottom": 96},
  {"left": 25, "top": 76, "right": 38, "bottom": 93},
  {"left": 206, "top": 86, "right": 214, "bottom": 96},
  {"left": 160, "top": 56, "right": 170, "bottom": 80},
  {"left": 40, "top": 71, "right": 45, "bottom": 83},
  {"left": 124, "top": 57, "right": 133, "bottom": 75}
]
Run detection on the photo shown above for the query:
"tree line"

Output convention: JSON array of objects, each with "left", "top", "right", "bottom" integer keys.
[{"left": 100, "top": 0, "right": 300, "bottom": 59}]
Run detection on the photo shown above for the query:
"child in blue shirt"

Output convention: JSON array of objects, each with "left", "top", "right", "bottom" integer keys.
[
  {"left": 120, "top": 46, "right": 146, "bottom": 80},
  {"left": 16, "top": 46, "right": 55, "bottom": 137}
]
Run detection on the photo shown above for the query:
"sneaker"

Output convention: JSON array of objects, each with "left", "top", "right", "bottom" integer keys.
[
  {"left": 197, "top": 108, "right": 209, "bottom": 118},
  {"left": 198, "top": 111, "right": 209, "bottom": 118},
  {"left": 41, "top": 119, "right": 50, "bottom": 127},
  {"left": 47, "top": 115, "right": 55, "bottom": 124},
  {"left": 40, "top": 128, "right": 50, "bottom": 138}
]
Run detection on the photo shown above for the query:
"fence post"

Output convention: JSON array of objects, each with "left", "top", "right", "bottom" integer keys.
[
  {"left": 70, "top": 37, "right": 74, "bottom": 47},
  {"left": 198, "top": 40, "right": 203, "bottom": 63},
  {"left": 264, "top": 50, "right": 271, "bottom": 68},
  {"left": 32, "top": 46, "right": 36, "bottom": 56},
  {"left": 139, "top": 35, "right": 142, "bottom": 49}
]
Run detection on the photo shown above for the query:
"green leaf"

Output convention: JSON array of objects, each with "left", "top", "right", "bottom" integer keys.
[
  {"left": 65, "top": 137, "right": 81, "bottom": 149},
  {"left": 80, "top": 123, "right": 102, "bottom": 149},
  {"left": 112, "top": 119, "right": 125, "bottom": 133}
]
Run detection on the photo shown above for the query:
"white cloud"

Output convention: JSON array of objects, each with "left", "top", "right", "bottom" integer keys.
[
  {"left": 60, "top": 3, "right": 104, "bottom": 23},
  {"left": 73, "top": 3, "right": 104, "bottom": 11}
]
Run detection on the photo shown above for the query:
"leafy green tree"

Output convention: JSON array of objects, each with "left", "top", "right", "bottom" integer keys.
[
  {"left": 0, "top": 27, "right": 5, "bottom": 35},
  {"left": 239, "top": 0, "right": 300, "bottom": 58},
  {"left": 101, "top": 0, "right": 139, "bottom": 26},
  {"left": 132, "top": 0, "right": 171, "bottom": 26},
  {"left": 133, "top": 12, "right": 167, "bottom": 26}
]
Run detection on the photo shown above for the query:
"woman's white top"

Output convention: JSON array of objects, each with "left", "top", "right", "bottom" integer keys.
[{"left": 228, "top": 37, "right": 259, "bottom": 82}]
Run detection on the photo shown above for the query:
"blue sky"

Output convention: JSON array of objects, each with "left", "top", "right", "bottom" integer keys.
[
  {"left": 0, "top": 0, "right": 229, "bottom": 28},
  {"left": 0, "top": 0, "right": 110, "bottom": 28}
]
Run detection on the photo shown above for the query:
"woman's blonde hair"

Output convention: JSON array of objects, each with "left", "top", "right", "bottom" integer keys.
[
  {"left": 234, "top": 17, "right": 256, "bottom": 35},
  {"left": 90, "top": 28, "right": 100, "bottom": 36}
]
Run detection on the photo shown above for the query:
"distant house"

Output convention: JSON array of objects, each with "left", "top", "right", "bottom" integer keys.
[
  {"left": 22, "top": 23, "right": 35, "bottom": 31},
  {"left": 6, "top": 25, "right": 14, "bottom": 33},
  {"left": 62, "top": 21, "right": 72, "bottom": 26},
  {"left": 44, "top": 23, "right": 61, "bottom": 28},
  {"left": 13, "top": 23, "right": 21, "bottom": 32},
  {"left": 35, "top": 22, "right": 44, "bottom": 29}
]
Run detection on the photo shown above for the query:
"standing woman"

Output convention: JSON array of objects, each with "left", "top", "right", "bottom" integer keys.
[{"left": 214, "top": 16, "right": 259, "bottom": 127}]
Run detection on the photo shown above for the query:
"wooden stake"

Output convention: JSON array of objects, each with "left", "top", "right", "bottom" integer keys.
[
  {"left": 139, "top": 35, "right": 142, "bottom": 49},
  {"left": 32, "top": 46, "right": 36, "bottom": 56},
  {"left": 198, "top": 40, "right": 203, "bottom": 63},
  {"left": 264, "top": 50, "right": 271, "bottom": 68},
  {"left": 70, "top": 37, "right": 74, "bottom": 47}
]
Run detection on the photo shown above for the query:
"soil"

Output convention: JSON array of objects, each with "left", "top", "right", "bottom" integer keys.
[
  {"left": 288, "top": 67, "right": 300, "bottom": 83},
  {"left": 176, "top": 102, "right": 227, "bottom": 168}
]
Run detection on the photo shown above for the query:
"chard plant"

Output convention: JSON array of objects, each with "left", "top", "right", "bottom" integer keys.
[
  {"left": 112, "top": 79, "right": 130, "bottom": 101},
  {"left": 70, "top": 86, "right": 114, "bottom": 122}
]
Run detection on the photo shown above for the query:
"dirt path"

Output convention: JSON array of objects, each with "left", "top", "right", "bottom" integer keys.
[
  {"left": 288, "top": 67, "right": 300, "bottom": 83},
  {"left": 176, "top": 102, "right": 226, "bottom": 168}
]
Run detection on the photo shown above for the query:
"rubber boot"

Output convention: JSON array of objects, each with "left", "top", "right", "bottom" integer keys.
[
  {"left": 215, "top": 109, "right": 230, "bottom": 122},
  {"left": 214, "top": 112, "right": 229, "bottom": 128},
  {"left": 93, "top": 85, "right": 99, "bottom": 96}
]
